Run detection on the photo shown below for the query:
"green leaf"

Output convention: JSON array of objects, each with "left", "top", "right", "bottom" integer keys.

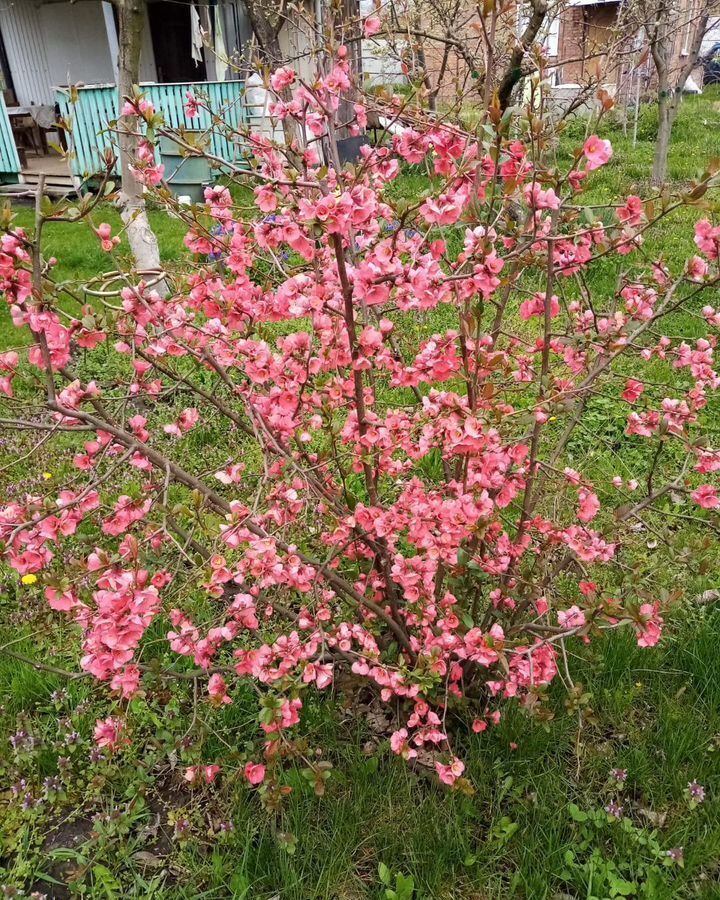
[
  {"left": 568, "top": 802, "right": 589, "bottom": 822},
  {"left": 396, "top": 873, "right": 414, "bottom": 899},
  {"left": 608, "top": 873, "right": 637, "bottom": 896},
  {"left": 378, "top": 862, "right": 392, "bottom": 886}
]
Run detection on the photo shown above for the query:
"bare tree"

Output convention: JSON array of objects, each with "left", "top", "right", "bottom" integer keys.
[
  {"left": 381, "top": 0, "right": 557, "bottom": 112},
  {"left": 630, "top": 0, "right": 712, "bottom": 183}
]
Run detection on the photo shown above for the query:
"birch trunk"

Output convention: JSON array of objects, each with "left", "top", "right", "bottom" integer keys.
[{"left": 116, "top": 0, "right": 165, "bottom": 288}]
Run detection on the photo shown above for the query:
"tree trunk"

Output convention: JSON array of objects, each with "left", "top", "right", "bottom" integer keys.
[
  {"left": 410, "top": 12, "right": 435, "bottom": 112},
  {"left": 649, "top": 9, "right": 708, "bottom": 186},
  {"left": 497, "top": 0, "right": 547, "bottom": 110},
  {"left": 652, "top": 90, "right": 677, "bottom": 185},
  {"left": 428, "top": 42, "right": 451, "bottom": 112},
  {"left": 115, "top": 0, "right": 165, "bottom": 287}
]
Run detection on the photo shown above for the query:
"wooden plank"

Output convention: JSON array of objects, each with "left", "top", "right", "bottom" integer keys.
[{"left": 0, "top": 94, "right": 21, "bottom": 175}]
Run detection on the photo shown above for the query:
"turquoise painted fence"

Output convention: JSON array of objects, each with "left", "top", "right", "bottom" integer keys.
[
  {"left": 55, "top": 80, "right": 253, "bottom": 179},
  {"left": 0, "top": 94, "right": 21, "bottom": 179}
]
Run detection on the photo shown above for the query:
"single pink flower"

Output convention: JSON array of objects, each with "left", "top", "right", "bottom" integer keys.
[
  {"left": 208, "top": 673, "right": 232, "bottom": 706},
  {"left": 622, "top": 379, "right": 645, "bottom": 403},
  {"left": 691, "top": 484, "right": 719, "bottom": 509},
  {"left": 270, "top": 67, "right": 296, "bottom": 93},
  {"left": 558, "top": 605, "right": 586, "bottom": 629},
  {"left": 583, "top": 135, "right": 613, "bottom": 170},
  {"left": 94, "top": 716, "right": 125, "bottom": 751},
  {"left": 364, "top": 15, "right": 381, "bottom": 36},
  {"left": 244, "top": 761, "right": 266, "bottom": 785}
]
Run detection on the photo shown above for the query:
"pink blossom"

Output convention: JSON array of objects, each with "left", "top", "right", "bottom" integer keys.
[
  {"left": 691, "top": 484, "right": 720, "bottom": 509},
  {"left": 244, "top": 761, "right": 266, "bottom": 785},
  {"left": 364, "top": 15, "right": 382, "bottom": 36},
  {"left": 687, "top": 255, "right": 708, "bottom": 281},
  {"left": 94, "top": 716, "right": 125, "bottom": 751},
  {"left": 583, "top": 135, "right": 613, "bottom": 170},
  {"left": 95, "top": 223, "right": 120, "bottom": 253},
  {"left": 270, "top": 67, "right": 296, "bottom": 93},
  {"left": 185, "top": 92, "right": 199, "bottom": 118},
  {"left": 577, "top": 489, "right": 600, "bottom": 523},
  {"left": 524, "top": 182, "right": 561, "bottom": 210},
  {"left": 519, "top": 292, "right": 560, "bottom": 320},
  {"left": 185, "top": 764, "right": 221, "bottom": 784},
  {"left": 635, "top": 603, "right": 663, "bottom": 648},
  {"left": 110, "top": 665, "right": 141, "bottom": 698},
  {"left": 617, "top": 195, "right": 643, "bottom": 227},
  {"left": 695, "top": 219, "right": 720, "bottom": 259},
  {"left": 390, "top": 728, "right": 417, "bottom": 760},
  {"left": 558, "top": 605, "right": 586, "bottom": 629},
  {"left": 420, "top": 194, "right": 463, "bottom": 225},
  {"left": 435, "top": 756, "right": 465, "bottom": 785},
  {"left": 208, "top": 673, "right": 232, "bottom": 706},
  {"left": 622, "top": 379, "right": 645, "bottom": 403}
]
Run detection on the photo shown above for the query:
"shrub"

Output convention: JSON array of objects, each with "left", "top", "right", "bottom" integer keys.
[{"left": 1, "top": 64, "right": 720, "bottom": 799}]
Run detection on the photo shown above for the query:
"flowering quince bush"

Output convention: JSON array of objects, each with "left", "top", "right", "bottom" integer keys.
[{"left": 2, "top": 55, "right": 720, "bottom": 802}]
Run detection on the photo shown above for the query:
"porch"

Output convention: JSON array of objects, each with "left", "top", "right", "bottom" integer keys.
[
  {"left": 0, "top": 0, "right": 283, "bottom": 194},
  {"left": 0, "top": 78, "right": 276, "bottom": 196}
]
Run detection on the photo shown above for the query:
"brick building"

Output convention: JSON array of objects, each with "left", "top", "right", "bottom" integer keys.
[
  {"left": 404, "top": 0, "right": 710, "bottom": 110},
  {"left": 548, "top": 0, "right": 707, "bottom": 99}
]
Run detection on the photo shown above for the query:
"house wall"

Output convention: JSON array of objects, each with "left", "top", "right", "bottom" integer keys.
[
  {"left": 701, "top": 16, "right": 720, "bottom": 53},
  {"left": 0, "top": 0, "right": 54, "bottom": 105},
  {"left": 556, "top": 6, "right": 589, "bottom": 85},
  {"left": 359, "top": 0, "right": 404, "bottom": 85},
  {"left": 0, "top": 0, "right": 156, "bottom": 107},
  {"left": 556, "top": 0, "right": 711, "bottom": 93},
  {"left": 138, "top": 7, "right": 158, "bottom": 83},
  {"left": 278, "top": 0, "right": 316, "bottom": 84},
  {"left": 38, "top": 2, "right": 115, "bottom": 89}
]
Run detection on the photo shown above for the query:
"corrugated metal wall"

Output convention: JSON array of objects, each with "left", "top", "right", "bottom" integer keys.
[{"left": 0, "top": 0, "right": 54, "bottom": 105}]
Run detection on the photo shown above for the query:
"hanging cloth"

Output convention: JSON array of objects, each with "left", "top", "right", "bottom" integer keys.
[
  {"left": 190, "top": 3, "right": 204, "bottom": 66},
  {"left": 214, "top": 1, "right": 228, "bottom": 82}
]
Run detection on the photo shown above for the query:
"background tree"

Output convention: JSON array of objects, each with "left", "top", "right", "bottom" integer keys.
[
  {"left": 381, "top": 0, "right": 560, "bottom": 112},
  {"left": 629, "top": 0, "right": 712, "bottom": 183}
]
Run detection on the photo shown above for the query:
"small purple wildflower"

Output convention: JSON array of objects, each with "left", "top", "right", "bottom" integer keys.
[{"left": 9, "top": 730, "right": 35, "bottom": 753}]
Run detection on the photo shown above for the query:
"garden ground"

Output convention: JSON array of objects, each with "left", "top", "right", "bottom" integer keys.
[{"left": 1, "top": 91, "right": 720, "bottom": 899}]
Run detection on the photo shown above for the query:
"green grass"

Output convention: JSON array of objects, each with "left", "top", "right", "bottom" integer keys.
[{"left": 2, "top": 92, "right": 720, "bottom": 899}]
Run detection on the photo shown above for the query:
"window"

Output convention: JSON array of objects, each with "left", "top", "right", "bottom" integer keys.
[{"left": 545, "top": 16, "right": 560, "bottom": 56}]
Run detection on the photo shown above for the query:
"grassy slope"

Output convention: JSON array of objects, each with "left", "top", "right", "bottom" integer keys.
[{"left": 1, "top": 93, "right": 720, "bottom": 899}]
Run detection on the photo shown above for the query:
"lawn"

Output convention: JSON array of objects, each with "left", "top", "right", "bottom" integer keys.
[{"left": 1, "top": 90, "right": 720, "bottom": 899}]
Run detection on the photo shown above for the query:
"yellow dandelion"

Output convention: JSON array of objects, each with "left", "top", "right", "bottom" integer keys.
[
  {"left": 21, "top": 574, "right": 38, "bottom": 585},
  {"left": 42, "top": 472, "right": 53, "bottom": 480}
]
